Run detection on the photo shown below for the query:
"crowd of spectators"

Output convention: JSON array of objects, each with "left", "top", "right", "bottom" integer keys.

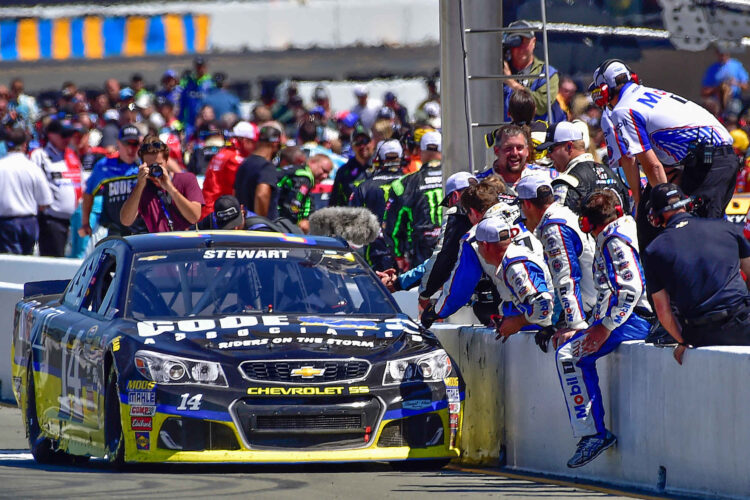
[{"left": 1, "top": 27, "right": 750, "bottom": 471}]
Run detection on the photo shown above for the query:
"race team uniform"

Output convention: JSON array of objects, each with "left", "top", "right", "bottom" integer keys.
[
  {"left": 277, "top": 165, "right": 315, "bottom": 225},
  {"left": 495, "top": 239, "right": 554, "bottom": 329},
  {"left": 201, "top": 143, "right": 245, "bottom": 218},
  {"left": 349, "top": 166, "right": 403, "bottom": 271},
  {"left": 555, "top": 215, "right": 651, "bottom": 438},
  {"left": 551, "top": 153, "right": 631, "bottom": 214},
  {"left": 330, "top": 156, "right": 369, "bottom": 207},
  {"left": 610, "top": 82, "right": 737, "bottom": 218},
  {"left": 385, "top": 159, "right": 443, "bottom": 268},
  {"left": 430, "top": 202, "right": 542, "bottom": 322},
  {"left": 534, "top": 203, "right": 596, "bottom": 329}
]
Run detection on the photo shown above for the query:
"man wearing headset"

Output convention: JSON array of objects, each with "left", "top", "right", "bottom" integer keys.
[
  {"left": 590, "top": 59, "right": 737, "bottom": 227},
  {"left": 553, "top": 189, "right": 651, "bottom": 469},
  {"left": 644, "top": 183, "right": 750, "bottom": 364},
  {"left": 536, "top": 121, "right": 630, "bottom": 215}
]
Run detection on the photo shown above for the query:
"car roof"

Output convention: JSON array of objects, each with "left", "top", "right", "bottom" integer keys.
[{"left": 105, "top": 231, "right": 349, "bottom": 253}]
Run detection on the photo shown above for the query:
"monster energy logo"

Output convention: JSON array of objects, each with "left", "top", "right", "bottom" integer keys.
[{"left": 425, "top": 188, "right": 443, "bottom": 226}]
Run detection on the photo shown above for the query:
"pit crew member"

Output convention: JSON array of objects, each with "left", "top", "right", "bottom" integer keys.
[{"left": 553, "top": 189, "right": 651, "bottom": 468}]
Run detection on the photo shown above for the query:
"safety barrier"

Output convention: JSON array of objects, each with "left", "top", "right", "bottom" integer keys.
[{"left": 432, "top": 325, "right": 750, "bottom": 499}]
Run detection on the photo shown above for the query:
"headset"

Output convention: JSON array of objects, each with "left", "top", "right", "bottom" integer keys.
[
  {"left": 371, "top": 139, "right": 409, "bottom": 171},
  {"left": 591, "top": 59, "right": 640, "bottom": 108},
  {"left": 647, "top": 196, "right": 694, "bottom": 227},
  {"left": 578, "top": 190, "right": 624, "bottom": 234}
]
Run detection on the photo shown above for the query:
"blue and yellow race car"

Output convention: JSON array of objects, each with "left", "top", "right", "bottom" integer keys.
[{"left": 11, "top": 231, "right": 463, "bottom": 467}]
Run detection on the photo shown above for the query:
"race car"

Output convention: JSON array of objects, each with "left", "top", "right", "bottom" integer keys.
[{"left": 11, "top": 231, "right": 463, "bottom": 467}]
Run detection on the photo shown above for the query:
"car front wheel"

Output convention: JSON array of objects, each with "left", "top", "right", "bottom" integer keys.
[{"left": 104, "top": 364, "right": 125, "bottom": 467}]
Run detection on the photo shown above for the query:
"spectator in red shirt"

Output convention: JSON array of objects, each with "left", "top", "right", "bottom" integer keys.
[
  {"left": 120, "top": 135, "right": 203, "bottom": 233},
  {"left": 200, "top": 121, "right": 258, "bottom": 218}
]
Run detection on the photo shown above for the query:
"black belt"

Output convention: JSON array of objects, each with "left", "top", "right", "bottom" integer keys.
[
  {"left": 0, "top": 214, "right": 34, "bottom": 220},
  {"left": 684, "top": 302, "right": 747, "bottom": 327},
  {"left": 713, "top": 144, "right": 735, "bottom": 156}
]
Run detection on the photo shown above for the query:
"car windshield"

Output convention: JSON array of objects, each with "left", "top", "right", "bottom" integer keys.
[{"left": 126, "top": 247, "right": 399, "bottom": 319}]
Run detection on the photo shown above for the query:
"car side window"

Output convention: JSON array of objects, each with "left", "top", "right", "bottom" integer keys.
[
  {"left": 63, "top": 251, "right": 102, "bottom": 310},
  {"left": 80, "top": 250, "right": 118, "bottom": 317}
]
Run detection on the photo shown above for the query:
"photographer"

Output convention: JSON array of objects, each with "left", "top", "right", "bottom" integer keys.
[{"left": 120, "top": 135, "right": 203, "bottom": 233}]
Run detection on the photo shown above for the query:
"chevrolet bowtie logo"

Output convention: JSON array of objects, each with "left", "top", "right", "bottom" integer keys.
[{"left": 290, "top": 366, "right": 326, "bottom": 378}]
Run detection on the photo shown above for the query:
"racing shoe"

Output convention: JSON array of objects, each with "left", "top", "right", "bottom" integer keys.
[{"left": 566, "top": 431, "right": 617, "bottom": 468}]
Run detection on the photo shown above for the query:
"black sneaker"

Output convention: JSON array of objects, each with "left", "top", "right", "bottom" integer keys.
[{"left": 566, "top": 431, "right": 617, "bottom": 468}]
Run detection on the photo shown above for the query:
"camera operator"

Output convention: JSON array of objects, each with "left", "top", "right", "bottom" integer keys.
[
  {"left": 120, "top": 135, "right": 203, "bottom": 233},
  {"left": 644, "top": 183, "right": 750, "bottom": 364}
]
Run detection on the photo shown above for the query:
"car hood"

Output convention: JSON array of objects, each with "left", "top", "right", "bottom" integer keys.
[{"left": 120, "top": 313, "right": 439, "bottom": 362}]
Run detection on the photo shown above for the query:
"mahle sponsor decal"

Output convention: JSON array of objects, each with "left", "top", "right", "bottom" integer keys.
[
  {"left": 128, "top": 391, "right": 156, "bottom": 405},
  {"left": 247, "top": 386, "right": 369, "bottom": 396}
]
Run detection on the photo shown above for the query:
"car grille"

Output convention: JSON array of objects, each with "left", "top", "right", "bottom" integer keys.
[
  {"left": 256, "top": 415, "right": 362, "bottom": 430},
  {"left": 233, "top": 396, "right": 381, "bottom": 450},
  {"left": 240, "top": 359, "right": 370, "bottom": 383}
]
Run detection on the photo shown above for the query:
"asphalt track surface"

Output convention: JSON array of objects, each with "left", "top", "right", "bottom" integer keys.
[{"left": 0, "top": 405, "right": 677, "bottom": 500}]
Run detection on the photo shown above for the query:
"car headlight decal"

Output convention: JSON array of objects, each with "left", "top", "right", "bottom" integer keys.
[
  {"left": 134, "top": 350, "right": 228, "bottom": 387},
  {"left": 383, "top": 349, "right": 452, "bottom": 385}
]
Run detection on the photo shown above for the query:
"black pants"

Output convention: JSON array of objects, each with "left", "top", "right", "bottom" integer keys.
[
  {"left": 681, "top": 147, "right": 739, "bottom": 219},
  {"left": 683, "top": 300, "right": 750, "bottom": 347},
  {"left": 0, "top": 216, "right": 38, "bottom": 255},
  {"left": 38, "top": 212, "right": 70, "bottom": 257}
]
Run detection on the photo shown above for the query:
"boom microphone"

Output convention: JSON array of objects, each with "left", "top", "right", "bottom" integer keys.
[{"left": 308, "top": 207, "right": 380, "bottom": 247}]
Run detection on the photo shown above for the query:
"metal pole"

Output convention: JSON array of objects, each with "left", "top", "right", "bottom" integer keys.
[
  {"left": 540, "top": 0, "right": 553, "bottom": 123},
  {"left": 459, "top": 0, "right": 475, "bottom": 173}
]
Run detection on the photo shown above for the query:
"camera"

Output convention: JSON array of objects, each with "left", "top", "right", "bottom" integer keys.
[{"left": 148, "top": 163, "right": 163, "bottom": 178}]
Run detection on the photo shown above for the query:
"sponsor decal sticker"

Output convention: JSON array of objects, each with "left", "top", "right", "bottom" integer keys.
[
  {"left": 247, "top": 386, "right": 369, "bottom": 396},
  {"left": 128, "top": 391, "right": 156, "bottom": 405},
  {"left": 402, "top": 399, "right": 432, "bottom": 411},
  {"left": 127, "top": 380, "right": 156, "bottom": 391},
  {"left": 135, "top": 432, "right": 150, "bottom": 450},
  {"left": 131, "top": 417, "right": 152, "bottom": 431},
  {"left": 130, "top": 406, "right": 156, "bottom": 417},
  {"left": 203, "top": 249, "right": 290, "bottom": 259}
]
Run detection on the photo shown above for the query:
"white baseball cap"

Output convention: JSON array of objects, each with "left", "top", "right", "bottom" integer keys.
[
  {"left": 535, "top": 121, "right": 584, "bottom": 151},
  {"left": 441, "top": 171, "right": 476, "bottom": 206},
  {"left": 232, "top": 121, "right": 258, "bottom": 140},
  {"left": 377, "top": 139, "right": 403, "bottom": 161},
  {"left": 353, "top": 84, "right": 368, "bottom": 97},
  {"left": 475, "top": 216, "right": 512, "bottom": 243},
  {"left": 593, "top": 60, "right": 634, "bottom": 89},
  {"left": 420, "top": 131, "right": 442, "bottom": 152},
  {"left": 515, "top": 174, "right": 553, "bottom": 200}
]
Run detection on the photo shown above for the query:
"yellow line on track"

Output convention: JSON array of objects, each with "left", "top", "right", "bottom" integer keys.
[{"left": 447, "top": 464, "right": 669, "bottom": 499}]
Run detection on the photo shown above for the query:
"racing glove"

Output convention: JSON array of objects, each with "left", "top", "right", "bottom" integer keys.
[
  {"left": 421, "top": 303, "right": 438, "bottom": 329},
  {"left": 534, "top": 326, "right": 556, "bottom": 353}
]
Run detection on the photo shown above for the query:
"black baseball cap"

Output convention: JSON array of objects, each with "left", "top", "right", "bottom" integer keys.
[
  {"left": 46, "top": 119, "right": 74, "bottom": 137},
  {"left": 650, "top": 183, "right": 685, "bottom": 213},
  {"left": 213, "top": 195, "right": 244, "bottom": 229},
  {"left": 258, "top": 125, "right": 282, "bottom": 143},
  {"left": 119, "top": 125, "right": 140, "bottom": 142}
]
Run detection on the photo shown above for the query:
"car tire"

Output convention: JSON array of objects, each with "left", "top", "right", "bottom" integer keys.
[
  {"left": 390, "top": 458, "right": 452, "bottom": 471},
  {"left": 25, "top": 363, "right": 56, "bottom": 464},
  {"left": 104, "top": 364, "right": 125, "bottom": 468}
]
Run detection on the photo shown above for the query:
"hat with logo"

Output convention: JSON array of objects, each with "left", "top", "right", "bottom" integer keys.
[
  {"left": 593, "top": 60, "right": 635, "bottom": 89},
  {"left": 516, "top": 174, "right": 553, "bottom": 200},
  {"left": 258, "top": 125, "right": 282, "bottom": 143},
  {"left": 420, "top": 130, "right": 442, "bottom": 152},
  {"left": 119, "top": 124, "right": 140, "bottom": 142},
  {"left": 535, "top": 121, "right": 584, "bottom": 151},
  {"left": 649, "top": 183, "right": 686, "bottom": 213},
  {"left": 441, "top": 171, "right": 476, "bottom": 206},
  {"left": 475, "top": 216, "right": 512, "bottom": 243},
  {"left": 232, "top": 121, "right": 258, "bottom": 140},
  {"left": 213, "top": 195, "right": 244, "bottom": 229},
  {"left": 377, "top": 139, "right": 403, "bottom": 162}
]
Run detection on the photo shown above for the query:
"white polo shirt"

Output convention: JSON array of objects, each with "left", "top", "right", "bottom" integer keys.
[{"left": 0, "top": 152, "right": 53, "bottom": 217}]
